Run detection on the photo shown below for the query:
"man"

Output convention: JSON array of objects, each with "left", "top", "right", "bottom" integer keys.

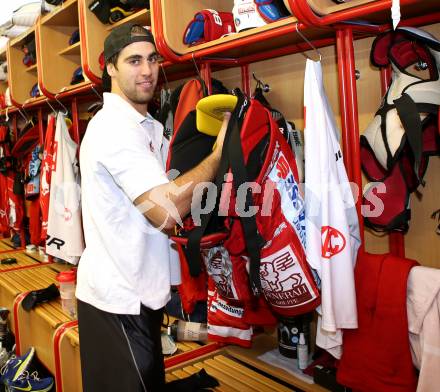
[{"left": 76, "top": 23, "right": 229, "bottom": 391}]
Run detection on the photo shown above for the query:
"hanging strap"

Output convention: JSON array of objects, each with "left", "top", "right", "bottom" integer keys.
[
  {"left": 184, "top": 92, "right": 247, "bottom": 277},
  {"left": 184, "top": 91, "right": 265, "bottom": 295},
  {"left": 394, "top": 93, "right": 423, "bottom": 183},
  {"left": 227, "top": 97, "right": 265, "bottom": 295}
]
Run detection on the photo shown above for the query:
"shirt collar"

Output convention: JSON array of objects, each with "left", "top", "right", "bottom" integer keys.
[{"left": 103, "top": 92, "right": 147, "bottom": 124}]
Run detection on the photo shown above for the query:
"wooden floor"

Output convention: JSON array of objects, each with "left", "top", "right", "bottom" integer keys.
[{"left": 166, "top": 352, "right": 295, "bottom": 392}]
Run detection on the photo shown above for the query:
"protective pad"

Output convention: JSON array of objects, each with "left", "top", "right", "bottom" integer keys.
[
  {"left": 183, "top": 13, "right": 205, "bottom": 46},
  {"left": 254, "top": 0, "right": 288, "bottom": 22},
  {"left": 196, "top": 94, "right": 238, "bottom": 136}
]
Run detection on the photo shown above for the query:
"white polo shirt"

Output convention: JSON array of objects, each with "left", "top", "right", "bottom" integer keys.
[{"left": 76, "top": 93, "right": 180, "bottom": 314}]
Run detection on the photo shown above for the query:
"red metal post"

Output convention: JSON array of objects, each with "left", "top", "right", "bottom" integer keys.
[
  {"left": 71, "top": 98, "right": 80, "bottom": 146},
  {"left": 336, "top": 30, "right": 352, "bottom": 180},
  {"left": 13, "top": 291, "right": 28, "bottom": 355},
  {"left": 343, "top": 28, "right": 363, "bottom": 203},
  {"left": 38, "top": 108, "right": 44, "bottom": 146},
  {"left": 336, "top": 28, "right": 365, "bottom": 246},
  {"left": 241, "top": 64, "right": 251, "bottom": 96}
]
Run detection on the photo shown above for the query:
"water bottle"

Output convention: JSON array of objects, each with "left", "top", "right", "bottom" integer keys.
[
  {"left": 56, "top": 270, "right": 77, "bottom": 318},
  {"left": 168, "top": 320, "right": 208, "bottom": 342}
]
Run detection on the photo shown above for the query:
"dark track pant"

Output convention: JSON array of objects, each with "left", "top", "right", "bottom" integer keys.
[{"left": 77, "top": 299, "right": 165, "bottom": 392}]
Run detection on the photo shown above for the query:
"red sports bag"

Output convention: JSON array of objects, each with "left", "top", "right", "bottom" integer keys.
[{"left": 169, "top": 90, "right": 320, "bottom": 317}]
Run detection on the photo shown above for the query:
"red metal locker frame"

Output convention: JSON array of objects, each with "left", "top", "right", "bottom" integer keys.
[
  {"left": 336, "top": 27, "right": 365, "bottom": 246},
  {"left": 13, "top": 291, "right": 30, "bottom": 355},
  {"left": 53, "top": 320, "right": 78, "bottom": 392},
  {"left": 379, "top": 66, "right": 406, "bottom": 257},
  {"left": 290, "top": 0, "right": 420, "bottom": 27}
]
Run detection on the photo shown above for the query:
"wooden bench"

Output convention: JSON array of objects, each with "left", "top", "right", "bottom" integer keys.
[
  {"left": 166, "top": 349, "right": 295, "bottom": 392},
  {"left": 53, "top": 322, "right": 81, "bottom": 392},
  {"left": 0, "top": 264, "right": 58, "bottom": 331},
  {"left": 0, "top": 250, "right": 41, "bottom": 273}
]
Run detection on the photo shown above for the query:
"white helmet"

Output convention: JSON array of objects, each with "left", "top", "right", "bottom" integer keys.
[{"left": 232, "top": 0, "right": 266, "bottom": 32}]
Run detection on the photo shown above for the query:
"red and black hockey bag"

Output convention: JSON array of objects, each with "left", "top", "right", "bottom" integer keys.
[{"left": 168, "top": 89, "right": 320, "bottom": 317}]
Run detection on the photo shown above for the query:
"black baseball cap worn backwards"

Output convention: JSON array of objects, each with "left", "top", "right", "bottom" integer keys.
[{"left": 104, "top": 22, "right": 155, "bottom": 63}]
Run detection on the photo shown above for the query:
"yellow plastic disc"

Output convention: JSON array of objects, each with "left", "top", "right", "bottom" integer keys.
[{"left": 196, "top": 94, "right": 237, "bottom": 136}]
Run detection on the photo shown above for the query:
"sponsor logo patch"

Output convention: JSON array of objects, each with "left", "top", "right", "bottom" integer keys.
[
  {"left": 260, "top": 245, "right": 316, "bottom": 308},
  {"left": 321, "top": 226, "right": 346, "bottom": 259}
]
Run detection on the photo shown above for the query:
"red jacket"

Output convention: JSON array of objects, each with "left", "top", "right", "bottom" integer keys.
[{"left": 337, "top": 252, "right": 418, "bottom": 392}]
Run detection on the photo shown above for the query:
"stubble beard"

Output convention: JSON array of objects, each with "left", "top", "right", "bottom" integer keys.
[{"left": 128, "top": 82, "right": 156, "bottom": 105}]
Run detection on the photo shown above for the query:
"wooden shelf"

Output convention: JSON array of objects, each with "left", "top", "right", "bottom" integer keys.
[
  {"left": 58, "top": 79, "right": 91, "bottom": 93},
  {"left": 154, "top": 0, "right": 332, "bottom": 61},
  {"left": 7, "top": 28, "right": 39, "bottom": 105},
  {"left": 22, "top": 95, "right": 46, "bottom": 107},
  {"left": 106, "top": 8, "right": 150, "bottom": 31},
  {"left": 40, "top": 0, "right": 79, "bottom": 26},
  {"left": 58, "top": 41, "right": 81, "bottom": 56},
  {"left": 159, "top": 0, "right": 301, "bottom": 57},
  {"left": 38, "top": 0, "right": 83, "bottom": 96},
  {"left": 25, "top": 63, "right": 38, "bottom": 73},
  {"left": 81, "top": 2, "right": 150, "bottom": 83}
]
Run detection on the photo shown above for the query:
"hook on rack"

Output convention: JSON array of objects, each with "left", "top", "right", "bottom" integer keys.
[
  {"left": 85, "top": 85, "right": 103, "bottom": 115},
  {"left": 54, "top": 94, "right": 69, "bottom": 116},
  {"left": 160, "top": 63, "right": 170, "bottom": 91},
  {"left": 46, "top": 100, "right": 58, "bottom": 115},
  {"left": 295, "top": 24, "right": 322, "bottom": 62},
  {"left": 17, "top": 106, "right": 32, "bottom": 126},
  {"left": 90, "top": 84, "right": 102, "bottom": 101},
  {"left": 191, "top": 53, "right": 203, "bottom": 80},
  {"left": 252, "top": 72, "right": 270, "bottom": 93}
]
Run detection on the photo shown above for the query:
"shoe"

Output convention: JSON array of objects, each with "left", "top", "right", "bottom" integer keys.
[
  {"left": 0, "top": 347, "right": 35, "bottom": 384},
  {"left": 6, "top": 371, "right": 54, "bottom": 392}
]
